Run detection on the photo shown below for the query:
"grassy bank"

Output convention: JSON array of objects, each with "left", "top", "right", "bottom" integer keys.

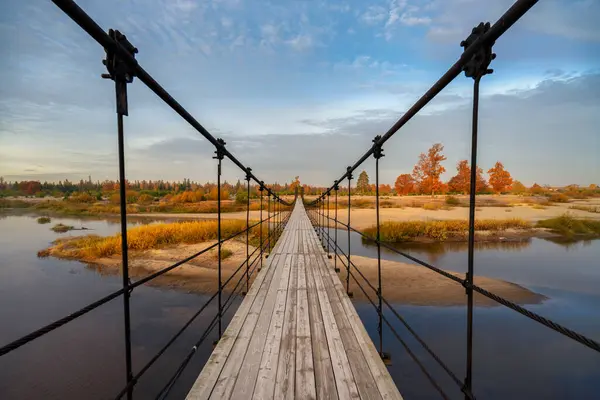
[
  {"left": 363, "top": 216, "right": 600, "bottom": 242},
  {"left": 536, "top": 215, "right": 600, "bottom": 238},
  {"left": 39, "top": 219, "right": 263, "bottom": 260},
  {"left": 363, "top": 218, "right": 531, "bottom": 242},
  {"left": 51, "top": 223, "right": 74, "bottom": 233}
]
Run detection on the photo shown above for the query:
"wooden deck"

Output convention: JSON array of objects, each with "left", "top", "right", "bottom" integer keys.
[{"left": 186, "top": 201, "right": 402, "bottom": 400}]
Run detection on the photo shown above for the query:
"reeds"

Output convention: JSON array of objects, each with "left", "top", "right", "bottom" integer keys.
[
  {"left": 363, "top": 218, "right": 531, "bottom": 242},
  {"left": 42, "top": 219, "right": 254, "bottom": 259}
]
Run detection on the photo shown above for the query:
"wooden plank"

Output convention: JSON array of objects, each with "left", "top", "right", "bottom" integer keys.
[
  {"left": 308, "top": 212, "right": 402, "bottom": 400},
  {"left": 306, "top": 249, "right": 360, "bottom": 399},
  {"left": 253, "top": 254, "right": 293, "bottom": 399},
  {"left": 302, "top": 218, "right": 310, "bottom": 253},
  {"left": 309, "top": 220, "right": 402, "bottom": 400},
  {"left": 297, "top": 223, "right": 303, "bottom": 255},
  {"left": 295, "top": 253, "right": 317, "bottom": 400},
  {"left": 203, "top": 248, "right": 285, "bottom": 398},
  {"left": 318, "top": 246, "right": 403, "bottom": 400},
  {"left": 274, "top": 255, "right": 297, "bottom": 400},
  {"left": 303, "top": 234, "right": 338, "bottom": 400},
  {"left": 309, "top": 234, "right": 382, "bottom": 400},
  {"left": 230, "top": 254, "right": 288, "bottom": 399},
  {"left": 186, "top": 240, "right": 282, "bottom": 399}
]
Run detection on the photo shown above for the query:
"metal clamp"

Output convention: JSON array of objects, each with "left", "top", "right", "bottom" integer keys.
[
  {"left": 101, "top": 29, "right": 138, "bottom": 115},
  {"left": 460, "top": 22, "right": 496, "bottom": 80},
  {"left": 346, "top": 166, "right": 353, "bottom": 181},
  {"left": 213, "top": 138, "right": 226, "bottom": 161},
  {"left": 372, "top": 135, "right": 385, "bottom": 159},
  {"left": 462, "top": 272, "right": 472, "bottom": 294},
  {"left": 245, "top": 168, "right": 252, "bottom": 182},
  {"left": 127, "top": 278, "right": 134, "bottom": 295}
]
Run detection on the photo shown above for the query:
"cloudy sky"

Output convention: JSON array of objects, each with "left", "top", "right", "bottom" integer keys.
[{"left": 0, "top": 0, "right": 598, "bottom": 187}]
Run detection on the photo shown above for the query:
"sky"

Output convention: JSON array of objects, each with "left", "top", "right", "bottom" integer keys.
[{"left": 0, "top": 0, "right": 599, "bottom": 187}]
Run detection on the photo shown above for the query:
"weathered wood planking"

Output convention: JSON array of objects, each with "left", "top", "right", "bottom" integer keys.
[{"left": 186, "top": 201, "right": 402, "bottom": 400}]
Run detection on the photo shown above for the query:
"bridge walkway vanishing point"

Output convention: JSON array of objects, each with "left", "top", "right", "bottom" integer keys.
[{"left": 186, "top": 200, "right": 402, "bottom": 400}]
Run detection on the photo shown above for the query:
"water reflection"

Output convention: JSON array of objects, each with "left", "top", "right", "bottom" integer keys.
[{"left": 361, "top": 238, "right": 532, "bottom": 263}]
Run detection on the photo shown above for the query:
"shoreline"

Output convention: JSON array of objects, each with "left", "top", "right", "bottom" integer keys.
[
  {"left": 8, "top": 207, "right": 599, "bottom": 244},
  {"left": 39, "top": 238, "right": 546, "bottom": 307}
]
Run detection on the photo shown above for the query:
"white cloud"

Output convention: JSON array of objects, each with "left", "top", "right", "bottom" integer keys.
[
  {"left": 220, "top": 17, "right": 233, "bottom": 29},
  {"left": 360, "top": 5, "right": 387, "bottom": 25},
  {"left": 169, "top": 0, "right": 198, "bottom": 13},
  {"left": 424, "top": 0, "right": 600, "bottom": 43},
  {"left": 400, "top": 14, "right": 431, "bottom": 26},
  {"left": 286, "top": 34, "right": 315, "bottom": 51}
]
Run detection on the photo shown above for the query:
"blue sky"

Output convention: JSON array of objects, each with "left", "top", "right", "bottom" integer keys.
[{"left": 0, "top": 0, "right": 598, "bottom": 187}]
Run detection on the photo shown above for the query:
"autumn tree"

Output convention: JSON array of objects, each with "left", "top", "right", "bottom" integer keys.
[
  {"left": 356, "top": 170, "right": 370, "bottom": 194},
  {"left": 379, "top": 184, "right": 392, "bottom": 195},
  {"left": 289, "top": 176, "right": 301, "bottom": 194},
  {"left": 412, "top": 143, "right": 447, "bottom": 196},
  {"left": 447, "top": 160, "right": 487, "bottom": 194},
  {"left": 529, "top": 183, "right": 545, "bottom": 195},
  {"left": 18, "top": 181, "right": 42, "bottom": 195},
  {"left": 511, "top": 181, "right": 527, "bottom": 195},
  {"left": 487, "top": 162, "right": 513, "bottom": 193},
  {"left": 394, "top": 174, "right": 415, "bottom": 196}
]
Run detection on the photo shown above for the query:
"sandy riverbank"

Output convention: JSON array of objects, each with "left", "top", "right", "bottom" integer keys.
[
  {"left": 40, "top": 239, "right": 544, "bottom": 306},
  {"left": 341, "top": 255, "right": 545, "bottom": 306},
  {"left": 330, "top": 202, "right": 600, "bottom": 230}
]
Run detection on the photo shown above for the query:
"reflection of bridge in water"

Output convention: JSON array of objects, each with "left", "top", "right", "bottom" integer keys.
[{"left": 1, "top": 0, "right": 599, "bottom": 399}]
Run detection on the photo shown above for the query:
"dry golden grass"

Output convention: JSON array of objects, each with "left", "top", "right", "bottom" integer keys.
[
  {"left": 41, "top": 219, "right": 257, "bottom": 260},
  {"left": 569, "top": 205, "right": 600, "bottom": 214},
  {"left": 536, "top": 215, "right": 600, "bottom": 237},
  {"left": 51, "top": 223, "right": 74, "bottom": 232},
  {"left": 363, "top": 218, "right": 532, "bottom": 242}
]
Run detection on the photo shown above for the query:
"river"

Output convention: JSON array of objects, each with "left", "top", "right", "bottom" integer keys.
[{"left": 0, "top": 214, "right": 598, "bottom": 399}]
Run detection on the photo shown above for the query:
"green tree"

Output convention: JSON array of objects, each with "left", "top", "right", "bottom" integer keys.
[
  {"left": 235, "top": 188, "right": 248, "bottom": 204},
  {"left": 356, "top": 170, "right": 370, "bottom": 194}
]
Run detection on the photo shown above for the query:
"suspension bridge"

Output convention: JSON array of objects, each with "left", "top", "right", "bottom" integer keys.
[
  {"left": 187, "top": 201, "right": 401, "bottom": 400},
  {"left": 1, "top": 0, "right": 599, "bottom": 399}
]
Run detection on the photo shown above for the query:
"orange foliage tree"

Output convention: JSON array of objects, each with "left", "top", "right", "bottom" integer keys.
[
  {"left": 394, "top": 174, "right": 415, "bottom": 195},
  {"left": 18, "top": 181, "right": 42, "bottom": 195},
  {"left": 487, "top": 162, "right": 513, "bottom": 193},
  {"left": 379, "top": 184, "right": 392, "bottom": 195},
  {"left": 511, "top": 181, "right": 527, "bottom": 194},
  {"left": 289, "top": 176, "right": 301, "bottom": 194},
  {"left": 447, "top": 160, "right": 488, "bottom": 194},
  {"left": 206, "top": 187, "right": 230, "bottom": 201},
  {"left": 412, "top": 143, "right": 447, "bottom": 196},
  {"left": 530, "top": 183, "right": 545, "bottom": 195}
]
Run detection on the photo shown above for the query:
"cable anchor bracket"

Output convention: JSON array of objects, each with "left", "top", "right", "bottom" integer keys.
[
  {"left": 460, "top": 22, "right": 496, "bottom": 80},
  {"left": 101, "top": 29, "right": 138, "bottom": 115}
]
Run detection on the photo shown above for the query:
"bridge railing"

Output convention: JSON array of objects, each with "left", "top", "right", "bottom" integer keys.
[
  {"left": 304, "top": 0, "right": 600, "bottom": 398},
  {"left": 0, "top": 0, "right": 294, "bottom": 398}
]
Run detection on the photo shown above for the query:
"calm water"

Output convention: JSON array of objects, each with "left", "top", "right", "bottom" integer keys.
[
  {"left": 0, "top": 215, "right": 599, "bottom": 399},
  {"left": 0, "top": 214, "right": 239, "bottom": 399}
]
